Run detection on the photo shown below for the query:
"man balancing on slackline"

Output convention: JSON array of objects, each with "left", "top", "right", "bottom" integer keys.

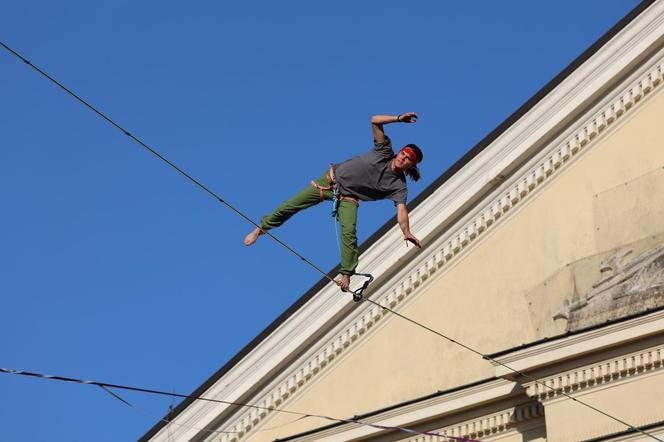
[{"left": 244, "top": 112, "right": 423, "bottom": 291}]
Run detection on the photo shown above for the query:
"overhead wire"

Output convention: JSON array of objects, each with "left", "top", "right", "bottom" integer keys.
[
  {"left": 0, "top": 367, "right": 476, "bottom": 442},
  {"left": 98, "top": 385, "right": 239, "bottom": 438},
  {"left": 1, "top": 41, "right": 661, "bottom": 441},
  {"left": 103, "top": 382, "right": 327, "bottom": 437},
  {"left": 0, "top": 40, "right": 335, "bottom": 287}
]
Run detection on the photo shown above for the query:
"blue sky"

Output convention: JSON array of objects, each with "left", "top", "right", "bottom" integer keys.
[{"left": 1, "top": 1, "right": 642, "bottom": 440}]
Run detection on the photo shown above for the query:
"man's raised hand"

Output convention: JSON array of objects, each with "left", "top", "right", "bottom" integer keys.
[{"left": 399, "top": 112, "right": 418, "bottom": 123}]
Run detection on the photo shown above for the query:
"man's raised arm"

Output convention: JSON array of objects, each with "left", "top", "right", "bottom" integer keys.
[{"left": 371, "top": 112, "right": 418, "bottom": 143}]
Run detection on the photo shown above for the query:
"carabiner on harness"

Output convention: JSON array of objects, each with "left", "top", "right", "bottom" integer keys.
[
  {"left": 331, "top": 187, "right": 340, "bottom": 219},
  {"left": 351, "top": 272, "right": 374, "bottom": 302}
]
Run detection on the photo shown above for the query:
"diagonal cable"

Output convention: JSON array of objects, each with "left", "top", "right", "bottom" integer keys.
[
  {"left": 0, "top": 40, "right": 337, "bottom": 286},
  {"left": 1, "top": 40, "right": 660, "bottom": 441},
  {"left": 97, "top": 384, "right": 241, "bottom": 436}
]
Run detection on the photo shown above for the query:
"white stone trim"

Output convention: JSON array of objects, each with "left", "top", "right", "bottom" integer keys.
[
  {"left": 522, "top": 342, "right": 664, "bottom": 401},
  {"left": 404, "top": 402, "right": 544, "bottom": 442},
  {"left": 148, "top": 3, "right": 664, "bottom": 441},
  {"left": 284, "top": 379, "right": 519, "bottom": 442}
]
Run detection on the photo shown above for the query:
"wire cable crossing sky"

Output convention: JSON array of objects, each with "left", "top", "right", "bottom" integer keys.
[
  {"left": 0, "top": 367, "right": 480, "bottom": 442},
  {"left": 1, "top": 2, "right": 647, "bottom": 441},
  {"left": 2, "top": 36, "right": 661, "bottom": 441},
  {"left": 0, "top": 40, "right": 336, "bottom": 285}
]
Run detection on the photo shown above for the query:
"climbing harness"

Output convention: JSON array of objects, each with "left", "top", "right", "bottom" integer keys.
[
  {"left": 309, "top": 166, "right": 334, "bottom": 203},
  {"left": 311, "top": 165, "right": 372, "bottom": 300},
  {"left": 310, "top": 165, "right": 359, "bottom": 212}
]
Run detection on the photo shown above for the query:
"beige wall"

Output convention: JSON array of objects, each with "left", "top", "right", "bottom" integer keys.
[{"left": 248, "top": 88, "right": 664, "bottom": 441}]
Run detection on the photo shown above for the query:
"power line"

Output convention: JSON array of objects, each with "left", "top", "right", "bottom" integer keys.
[
  {"left": 101, "top": 382, "right": 286, "bottom": 438},
  {"left": 0, "top": 367, "right": 476, "bottom": 442},
  {"left": 1, "top": 41, "right": 660, "bottom": 441}
]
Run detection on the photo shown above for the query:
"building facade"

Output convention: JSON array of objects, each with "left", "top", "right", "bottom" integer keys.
[{"left": 142, "top": 1, "right": 664, "bottom": 440}]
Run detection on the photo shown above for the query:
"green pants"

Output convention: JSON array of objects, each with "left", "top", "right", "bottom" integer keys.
[{"left": 261, "top": 173, "right": 359, "bottom": 275}]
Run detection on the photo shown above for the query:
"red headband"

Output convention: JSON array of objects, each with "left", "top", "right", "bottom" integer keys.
[{"left": 401, "top": 146, "right": 419, "bottom": 164}]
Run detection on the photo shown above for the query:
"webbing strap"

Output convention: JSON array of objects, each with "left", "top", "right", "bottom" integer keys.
[
  {"left": 351, "top": 272, "right": 374, "bottom": 302},
  {"left": 338, "top": 195, "right": 359, "bottom": 207},
  {"left": 310, "top": 180, "right": 330, "bottom": 202}
]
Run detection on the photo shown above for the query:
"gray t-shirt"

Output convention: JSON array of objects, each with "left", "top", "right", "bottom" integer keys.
[{"left": 333, "top": 136, "right": 407, "bottom": 205}]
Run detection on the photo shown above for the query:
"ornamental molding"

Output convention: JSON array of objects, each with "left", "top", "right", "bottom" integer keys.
[
  {"left": 310, "top": 402, "right": 545, "bottom": 442},
  {"left": 404, "top": 401, "right": 544, "bottom": 442},
  {"left": 522, "top": 343, "right": 664, "bottom": 402},
  {"left": 149, "top": 3, "right": 664, "bottom": 441},
  {"left": 276, "top": 379, "right": 520, "bottom": 442}
]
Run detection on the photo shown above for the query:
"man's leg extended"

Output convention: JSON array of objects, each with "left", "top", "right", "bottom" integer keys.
[
  {"left": 244, "top": 174, "right": 331, "bottom": 245},
  {"left": 336, "top": 199, "right": 359, "bottom": 286}
]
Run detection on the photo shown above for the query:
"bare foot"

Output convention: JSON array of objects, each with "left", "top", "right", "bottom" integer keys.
[
  {"left": 337, "top": 274, "right": 351, "bottom": 291},
  {"left": 243, "top": 227, "right": 264, "bottom": 246}
]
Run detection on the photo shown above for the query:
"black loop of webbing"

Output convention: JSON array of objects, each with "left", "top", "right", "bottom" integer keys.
[{"left": 351, "top": 272, "right": 374, "bottom": 302}]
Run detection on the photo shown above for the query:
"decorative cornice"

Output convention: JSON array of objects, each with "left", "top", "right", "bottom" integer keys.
[
  {"left": 404, "top": 402, "right": 544, "bottom": 442},
  {"left": 278, "top": 379, "right": 519, "bottom": 442},
  {"left": 149, "top": 4, "right": 664, "bottom": 441},
  {"left": 523, "top": 343, "right": 664, "bottom": 401}
]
